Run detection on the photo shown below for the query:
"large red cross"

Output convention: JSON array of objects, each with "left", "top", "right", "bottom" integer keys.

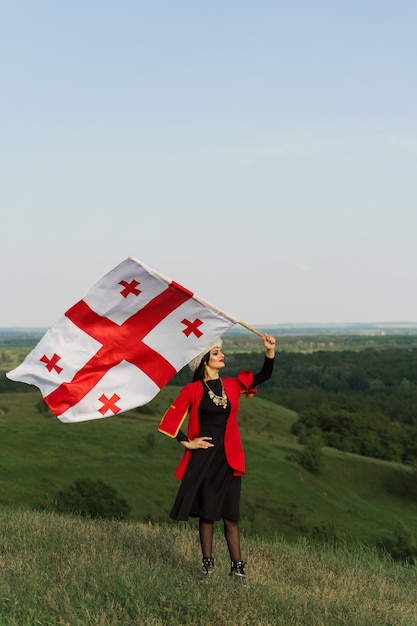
[{"left": 44, "top": 283, "right": 195, "bottom": 417}]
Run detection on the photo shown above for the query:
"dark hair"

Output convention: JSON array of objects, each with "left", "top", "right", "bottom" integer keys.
[{"left": 192, "top": 351, "right": 210, "bottom": 382}]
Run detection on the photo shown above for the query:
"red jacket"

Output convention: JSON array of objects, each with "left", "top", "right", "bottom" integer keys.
[{"left": 158, "top": 371, "right": 257, "bottom": 479}]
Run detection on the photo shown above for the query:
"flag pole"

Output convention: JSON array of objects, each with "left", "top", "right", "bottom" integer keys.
[{"left": 238, "top": 321, "right": 265, "bottom": 338}]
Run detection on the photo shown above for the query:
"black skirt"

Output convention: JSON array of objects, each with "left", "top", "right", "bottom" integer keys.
[{"left": 170, "top": 406, "right": 241, "bottom": 522}]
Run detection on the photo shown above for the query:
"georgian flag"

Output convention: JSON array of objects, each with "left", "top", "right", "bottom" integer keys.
[{"left": 7, "top": 257, "right": 238, "bottom": 423}]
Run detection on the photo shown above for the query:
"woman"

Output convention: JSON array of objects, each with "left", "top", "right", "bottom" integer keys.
[{"left": 158, "top": 333, "right": 276, "bottom": 578}]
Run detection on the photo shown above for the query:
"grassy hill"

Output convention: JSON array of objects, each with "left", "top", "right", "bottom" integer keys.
[
  {"left": 1, "top": 508, "right": 417, "bottom": 626},
  {"left": 1, "top": 386, "right": 417, "bottom": 555}
]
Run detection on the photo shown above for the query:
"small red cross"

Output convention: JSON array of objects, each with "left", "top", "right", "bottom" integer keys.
[
  {"left": 40, "top": 353, "right": 63, "bottom": 374},
  {"left": 181, "top": 318, "right": 203, "bottom": 338},
  {"left": 119, "top": 279, "right": 141, "bottom": 298},
  {"left": 98, "top": 393, "right": 121, "bottom": 415}
]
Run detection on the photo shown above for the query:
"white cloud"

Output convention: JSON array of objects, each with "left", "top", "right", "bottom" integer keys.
[
  {"left": 254, "top": 133, "right": 327, "bottom": 158},
  {"left": 296, "top": 263, "right": 313, "bottom": 273},
  {"left": 381, "top": 133, "right": 417, "bottom": 153}
]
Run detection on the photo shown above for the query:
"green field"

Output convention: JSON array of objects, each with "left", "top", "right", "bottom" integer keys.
[
  {"left": 1, "top": 508, "right": 417, "bottom": 625},
  {"left": 1, "top": 386, "right": 417, "bottom": 554},
  {"left": 3, "top": 336, "right": 417, "bottom": 623}
]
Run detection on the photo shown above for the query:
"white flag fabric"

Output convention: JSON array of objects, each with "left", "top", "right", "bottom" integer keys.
[{"left": 7, "top": 257, "right": 238, "bottom": 423}]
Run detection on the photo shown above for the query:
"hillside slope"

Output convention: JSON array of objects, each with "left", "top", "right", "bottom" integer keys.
[
  {"left": 0, "top": 388, "right": 416, "bottom": 551},
  {"left": 1, "top": 508, "right": 417, "bottom": 625}
]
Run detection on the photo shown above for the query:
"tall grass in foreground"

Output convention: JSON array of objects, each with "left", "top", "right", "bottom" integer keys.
[{"left": 1, "top": 509, "right": 417, "bottom": 625}]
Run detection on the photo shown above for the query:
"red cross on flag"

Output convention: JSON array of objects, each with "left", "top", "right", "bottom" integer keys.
[{"left": 6, "top": 257, "right": 238, "bottom": 423}]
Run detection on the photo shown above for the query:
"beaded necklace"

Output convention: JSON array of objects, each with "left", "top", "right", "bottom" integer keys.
[{"left": 203, "top": 378, "right": 228, "bottom": 409}]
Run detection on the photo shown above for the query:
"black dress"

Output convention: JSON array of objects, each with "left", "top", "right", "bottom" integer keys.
[{"left": 170, "top": 356, "right": 274, "bottom": 522}]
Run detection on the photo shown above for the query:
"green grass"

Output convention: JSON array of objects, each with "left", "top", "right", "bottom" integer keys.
[
  {"left": 1, "top": 388, "right": 417, "bottom": 553},
  {"left": 1, "top": 508, "right": 417, "bottom": 625}
]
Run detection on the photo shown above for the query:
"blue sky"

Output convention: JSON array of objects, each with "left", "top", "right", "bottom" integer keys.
[{"left": 2, "top": 1, "right": 417, "bottom": 327}]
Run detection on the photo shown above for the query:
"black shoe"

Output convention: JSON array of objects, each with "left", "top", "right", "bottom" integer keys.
[
  {"left": 202, "top": 556, "right": 215, "bottom": 576},
  {"left": 229, "top": 560, "right": 246, "bottom": 578}
]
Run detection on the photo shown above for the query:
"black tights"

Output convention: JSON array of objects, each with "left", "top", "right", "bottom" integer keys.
[{"left": 199, "top": 517, "right": 241, "bottom": 562}]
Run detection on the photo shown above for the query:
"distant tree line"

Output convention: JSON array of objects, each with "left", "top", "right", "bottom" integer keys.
[
  {"left": 268, "top": 348, "right": 417, "bottom": 464},
  {"left": 172, "top": 347, "right": 417, "bottom": 464},
  {"left": 3, "top": 345, "right": 417, "bottom": 464}
]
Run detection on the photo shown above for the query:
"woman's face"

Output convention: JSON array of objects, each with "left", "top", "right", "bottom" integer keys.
[{"left": 207, "top": 346, "right": 225, "bottom": 371}]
